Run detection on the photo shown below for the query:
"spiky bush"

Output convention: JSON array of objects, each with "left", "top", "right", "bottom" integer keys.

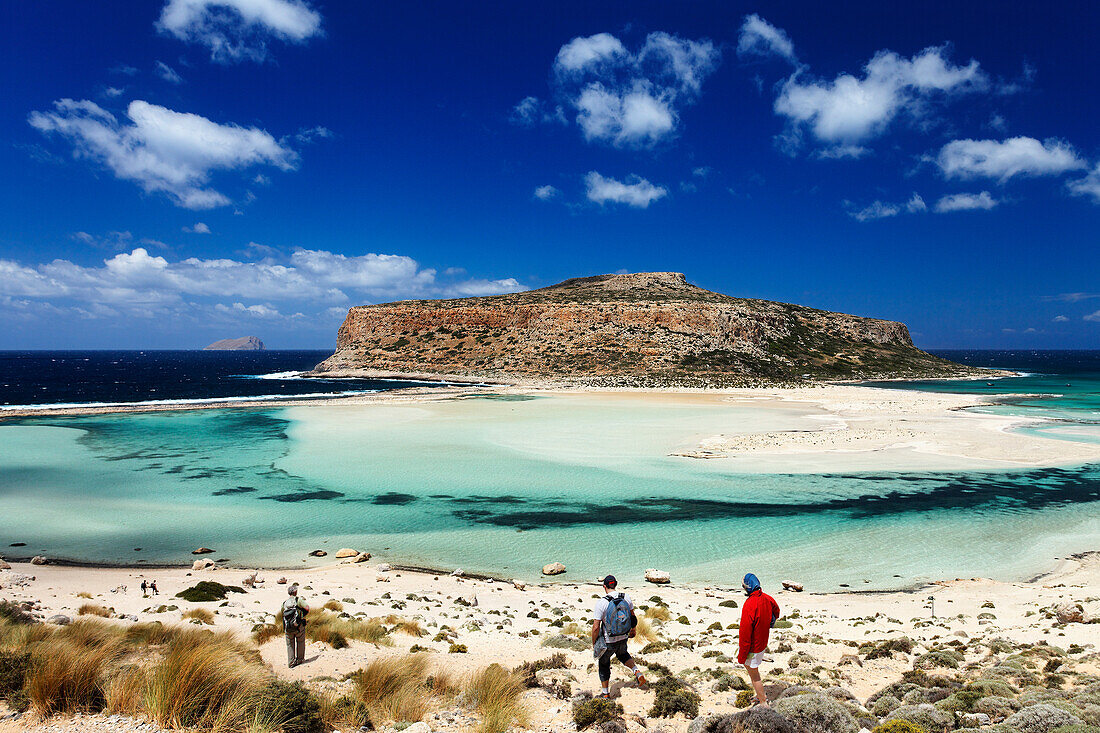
[
  {"left": 974, "top": 695, "right": 1022, "bottom": 720},
  {"left": 873, "top": 695, "right": 904, "bottom": 716},
  {"left": 573, "top": 695, "right": 624, "bottom": 728},
  {"left": 1006, "top": 704, "right": 1083, "bottom": 733},
  {"left": 773, "top": 692, "right": 858, "bottom": 733},
  {"left": 884, "top": 704, "right": 953, "bottom": 732}
]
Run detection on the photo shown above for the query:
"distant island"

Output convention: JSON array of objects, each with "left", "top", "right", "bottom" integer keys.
[
  {"left": 203, "top": 336, "right": 265, "bottom": 351},
  {"left": 313, "top": 271, "right": 987, "bottom": 386}
]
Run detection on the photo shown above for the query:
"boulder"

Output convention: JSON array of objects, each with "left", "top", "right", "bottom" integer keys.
[
  {"left": 277, "top": 577, "right": 288, "bottom": 584},
  {"left": 781, "top": 581, "right": 804, "bottom": 592},
  {"left": 376, "top": 574, "right": 391, "bottom": 582},
  {"left": 838, "top": 654, "right": 862, "bottom": 667},
  {"left": 191, "top": 547, "right": 214, "bottom": 555},
  {"left": 451, "top": 568, "right": 464, "bottom": 577},
  {"left": 46, "top": 614, "right": 71, "bottom": 626},
  {"left": 645, "top": 568, "right": 671, "bottom": 584},
  {"left": 542, "top": 562, "right": 566, "bottom": 576},
  {"left": 335, "top": 548, "right": 359, "bottom": 558},
  {"left": 377, "top": 563, "right": 392, "bottom": 572},
  {"left": 1055, "top": 602, "right": 1086, "bottom": 624},
  {"left": 192, "top": 559, "right": 215, "bottom": 571},
  {"left": 352, "top": 553, "right": 370, "bottom": 563},
  {"left": 30, "top": 556, "right": 48, "bottom": 566},
  {"left": 308, "top": 549, "right": 327, "bottom": 557},
  {"left": 512, "top": 579, "right": 527, "bottom": 590},
  {"left": 0, "top": 560, "right": 10, "bottom": 570},
  {"left": 404, "top": 723, "right": 431, "bottom": 733}
]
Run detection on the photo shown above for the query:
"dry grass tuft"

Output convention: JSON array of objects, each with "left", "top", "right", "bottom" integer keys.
[
  {"left": 393, "top": 619, "right": 427, "bottom": 637},
  {"left": 251, "top": 623, "right": 282, "bottom": 645},
  {"left": 634, "top": 617, "right": 659, "bottom": 643},
  {"left": 351, "top": 654, "right": 434, "bottom": 723},
  {"left": 25, "top": 633, "right": 124, "bottom": 715},
  {"left": 76, "top": 592, "right": 93, "bottom": 599},
  {"left": 182, "top": 608, "right": 215, "bottom": 625},
  {"left": 323, "top": 600, "right": 344, "bottom": 612},
  {"left": 645, "top": 605, "right": 671, "bottom": 622},
  {"left": 464, "top": 664, "right": 529, "bottom": 733},
  {"left": 104, "top": 664, "right": 147, "bottom": 715},
  {"left": 77, "top": 603, "right": 112, "bottom": 618}
]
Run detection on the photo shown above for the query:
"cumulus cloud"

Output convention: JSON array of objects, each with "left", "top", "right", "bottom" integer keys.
[
  {"left": 849, "top": 200, "right": 900, "bottom": 221},
  {"left": 774, "top": 44, "right": 987, "bottom": 150},
  {"left": 1067, "top": 163, "right": 1100, "bottom": 203},
  {"left": 533, "top": 185, "right": 559, "bottom": 200},
  {"left": 518, "top": 31, "right": 719, "bottom": 148},
  {"left": 29, "top": 99, "right": 297, "bottom": 209},
  {"left": 936, "top": 137, "right": 1086, "bottom": 182},
  {"left": 0, "top": 247, "right": 527, "bottom": 332},
  {"left": 737, "top": 14, "right": 796, "bottom": 63},
  {"left": 585, "top": 171, "right": 668, "bottom": 208},
  {"left": 183, "top": 222, "right": 211, "bottom": 234},
  {"left": 934, "top": 190, "right": 998, "bottom": 212},
  {"left": 157, "top": 0, "right": 322, "bottom": 63},
  {"left": 906, "top": 193, "right": 927, "bottom": 212}
]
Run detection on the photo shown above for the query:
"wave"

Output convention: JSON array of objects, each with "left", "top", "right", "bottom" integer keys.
[
  {"left": 239, "top": 371, "right": 307, "bottom": 380},
  {"left": 0, "top": 390, "right": 380, "bottom": 411}
]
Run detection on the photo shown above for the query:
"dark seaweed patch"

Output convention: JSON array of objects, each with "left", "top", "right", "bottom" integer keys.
[
  {"left": 449, "top": 495, "right": 527, "bottom": 505},
  {"left": 372, "top": 492, "right": 418, "bottom": 505},
  {"left": 213, "top": 486, "right": 258, "bottom": 496},
  {"left": 261, "top": 490, "right": 345, "bottom": 502},
  {"left": 451, "top": 464, "right": 1100, "bottom": 530}
]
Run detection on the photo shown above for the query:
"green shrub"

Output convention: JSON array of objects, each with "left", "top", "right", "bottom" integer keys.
[
  {"left": 541, "top": 635, "right": 587, "bottom": 651},
  {"left": 649, "top": 676, "right": 700, "bottom": 718},
  {"left": 174, "top": 581, "right": 244, "bottom": 602},
  {"left": 974, "top": 695, "right": 1021, "bottom": 719},
  {"left": 915, "top": 649, "right": 964, "bottom": 670},
  {"left": 0, "top": 650, "right": 31, "bottom": 700},
  {"left": 773, "top": 692, "right": 858, "bottom": 733},
  {"left": 736, "top": 689, "right": 756, "bottom": 708},
  {"left": 885, "top": 704, "right": 953, "bottom": 732},
  {"left": 573, "top": 696, "right": 624, "bottom": 728},
  {"left": 1050, "top": 726, "right": 1100, "bottom": 733},
  {"left": 719, "top": 600, "right": 739, "bottom": 608},
  {"left": 1006, "top": 704, "right": 1082, "bottom": 733},
  {"left": 873, "top": 720, "right": 927, "bottom": 733},
  {"left": 516, "top": 653, "right": 569, "bottom": 688},
  {"left": 713, "top": 673, "right": 748, "bottom": 692},
  {"left": 255, "top": 680, "right": 324, "bottom": 733},
  {"left": 709, "top": 707, "right": 798, "bottom": 733},
  {"left": 642, "top": 641, "right": 671, "bottom": 654},
  {"left": 872, "top": 695, "right": 903, "bottom": 717},
  {"left": 448, "top": 643, "right": 467, "bottom": 654}
]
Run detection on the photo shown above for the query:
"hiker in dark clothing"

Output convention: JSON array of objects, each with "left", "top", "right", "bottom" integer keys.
[
  {"left": 590, "top": 574, "right": 647, "bottom": 698},
  {"left": 150, "top": 580, "right": 158, "bottom": 595},
  {"left": 282, "top": 584, "right": 310, "bottom": 668},
  {"left": 140, "top": 580, "right": 148, "bottom": 597}
]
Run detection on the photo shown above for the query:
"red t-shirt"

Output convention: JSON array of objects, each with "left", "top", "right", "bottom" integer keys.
[{"left": 738, "top": 589, "right": 780, "bottom": 664}]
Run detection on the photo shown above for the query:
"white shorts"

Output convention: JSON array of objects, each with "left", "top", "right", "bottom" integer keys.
[{"left": 745, "top": 651, "right": 764, "bottom": 669}]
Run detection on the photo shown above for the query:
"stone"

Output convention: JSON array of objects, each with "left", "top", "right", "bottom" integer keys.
[
  {"left": 0, "top": 560, "right": 9, "bottom": 570},
  {"left": 335, "top": 548, "right": 359, "bottom": 558},
  {"left": 451, "top": 568, "right": 464, "bottom": 577},
  {"left": 781, "top": 581, "right": 804, "bottom": 592},
  {"left": 30, "top": 556, "right": 47, "bottom": 565},
  {"left": 542, "top": 562, "right": 566, "bottom": 576},
  {"left": 352, "top": 553, "right": 370, "bottom": 563},
  {"left": 277, "top": 577, "right": 288, "bottom": 584},
  {"left": 192, "top": 559, "right": 215, "bottom": 571},
  {"left": 376, "top": 574, "right": 391, "bottom": 582},
  {"left": 1055, "top": 602, "right": 1086, "bottom": 624},
  {"left": 308, "top": 549, "right": 327, "bottom": 557},
  {"left": 838, "top": 654, "right": 862, "bottom": 667},
  {"left": 191, "top": 547, "right": 214, "bottom": 555},
  {"left": 688, "top": 715, "right": 717, "bottom": 733},
  {"left": 46, "top": 614, "right": 71, "bottom": 625},
  {"left": 512, "top": 579, "right": 526, "bottom": 590},
  {"left": 377, "top": 563, "right": 392, "bottom": 572},
  {"left": 404, "top": 723, "right": 431, "bottom": 733},
  {"left": 645, "top": 568, "right": 671, "bottom": 584}
]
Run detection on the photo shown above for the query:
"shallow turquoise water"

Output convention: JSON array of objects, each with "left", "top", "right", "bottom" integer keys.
[{"left": 2, "top": 392, "right": 1099, "bottom": 591}]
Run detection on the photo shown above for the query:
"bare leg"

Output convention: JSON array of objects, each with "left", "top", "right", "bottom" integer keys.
[{"left": 744, "top": 664, "right": 768, "bottom": 706}]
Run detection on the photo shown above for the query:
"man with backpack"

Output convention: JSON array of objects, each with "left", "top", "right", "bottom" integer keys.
[
  {"left": 738, "top": 572, "right": 781, "bottom": 706},
  {"left": 282, "top": 584, "right": 310, "bottom": 668},
  {"left": 590, "top": 574, "right": 647, "bottom": 698}
]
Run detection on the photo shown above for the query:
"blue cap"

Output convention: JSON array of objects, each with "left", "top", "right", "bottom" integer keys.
[{"left": 742, "top": 573, "right": 761, "bottom": 594}]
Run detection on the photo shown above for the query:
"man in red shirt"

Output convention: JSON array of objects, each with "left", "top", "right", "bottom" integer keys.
[{"left": 738, "top": 573, "right": 780, "bottom": 706}]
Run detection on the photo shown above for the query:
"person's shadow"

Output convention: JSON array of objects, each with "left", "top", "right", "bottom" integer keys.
[{"left": 608, "top": 679, "right": 645, "bottom": 698}]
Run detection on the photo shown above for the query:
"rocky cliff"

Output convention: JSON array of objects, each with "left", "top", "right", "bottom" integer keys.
[
  {"left": 204, "top": 336, "right": 265, "bottom": 351},
  {"left": 313, "top": 272, "right": 979, "bottom": 386}
]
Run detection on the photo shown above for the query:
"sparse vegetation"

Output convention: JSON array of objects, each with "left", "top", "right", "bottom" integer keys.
[
  {"left": 181, "top": 607, "right": 215, "bottom": 625},
  {"left": 174, "top": 581, "right": 245, "bottom": 603},
  {"left": 77, "top": 604, "right": 112, "bottom": 618}
]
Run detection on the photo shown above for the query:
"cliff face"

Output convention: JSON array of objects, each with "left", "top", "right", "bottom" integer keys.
[{"left": 314, "top": 272, "right": 975, "bottom": 385}]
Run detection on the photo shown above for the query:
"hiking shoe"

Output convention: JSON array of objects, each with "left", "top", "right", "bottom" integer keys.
[
  {"left": 635, "top": 674, "right": 648, "bottom": 689},
  {"left": 597, "top": 692, "right": 611, "bottom": 699}
]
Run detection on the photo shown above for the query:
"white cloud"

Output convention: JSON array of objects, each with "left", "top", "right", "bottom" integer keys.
[
  {"left": 775, "top": 45, "right": 987, "bottom": 148},
  {"left": 1043, "top": 292, "right": 1100, "bottom": 303},
  {"left": 155, "top": 61, "right": 184, "bottom": 84},
  {"left": 0, "top": 247, "right": 527, "bottom": 331},
  {"left": 520, "top": 31, "right": 718, "bottom": 148},
  {"left": 815, "top": 145, "right": 869, "bottom": 160},
  {"left": 692, "top": 166, "right": 711, "bottom": 178},
  {"left": 934, "top": 191, "right": 998, "bottom": 212},
  {"left": 737, "top": 14, "right": 796, "bottom": 63},
  {"left": 1085, "top": 311, "right": 1100, "bottom": 323},
  {"left": 157, "top": 0, "right": 322, "bottom": 63},
  {"left": 104, "top": 86, "right": 125, "bottom": 98},
  {"left": 906, "top": 193, "right": 927, "bottom": 212},
  {"left": 533, "top": 185, "right": 559, "bottom": 201},
  {"left": 849, "top": 200, "right": 900, "bottom": 221},
  {"left": 184, "top": 222, "right": 211, "bottom": 234},
  {"left": 29, "top": 98, "right": 297, "bottom": 209},
  {"left": 936, "top": 137, "right": 1086, "bottom": 182},
  {"left": 1053, "top": 315, "right": 1069, "bottom": 322},
  {"left": 1067, "top": 163, "right": 1100, "bottom": 203},
  {"left": 585, "top": 171, "right": 668, "bottom": 208}
]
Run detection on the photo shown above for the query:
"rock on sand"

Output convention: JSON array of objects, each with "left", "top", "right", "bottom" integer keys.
[
  {"left": 542, "top": 562, "right": 566, "bottom": 576},
  {"left": 335, "top": 548, "right": 359, "bottom": 558},
  {"left": 645, "top": 568, "right": 671, "bottom": 584}
]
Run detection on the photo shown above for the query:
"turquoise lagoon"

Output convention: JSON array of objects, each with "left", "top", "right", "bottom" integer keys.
[{"left": 2, "top": 389, "right": 1099, "bottom": 591}]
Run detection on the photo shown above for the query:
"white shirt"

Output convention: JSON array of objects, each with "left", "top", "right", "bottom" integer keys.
[{"left": 592, "top": 592, "right": 634, "bottom": 624}]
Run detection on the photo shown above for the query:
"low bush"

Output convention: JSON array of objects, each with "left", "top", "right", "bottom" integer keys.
[
  {"left": 0, "top": 650, "right": 30, "bottom": 702},
  {"left": 174, "top": 581, "right": 245, "bottom": 603},
  {"left": 0, "top": 600, "right": 36, "bottom": 625},
  {"left": 516, "top": 653, "right": 569, "bottom": 687},
  {"left": 650, "top": 676, "right": 701, "bottom": 718},
  {"left": 255, "top": 680, "right": 325, "bottom": 733},
  {"left": 541, "top": 635, "right": 588, "bottom": 651},
  {"left": 573, "top": 695, "right": 624, "bottom": 728},
  {"left": 449, "top": 644, "right": 468, "bottom": 654},
  {"left": 709, "top": 707, "right": 799, "bottom": 733},
  {"left": 873, "top": 721, "right": 927, "bottom": 733},
  {"left": 182, "top": 608, "right": 215, "bottom": 625},
  {"left": 77, "top": 604, "right": 112, "bottom": 618},
  {"left": 1006, "top": 704, "right": 1082, "bottom": 733},
  {"left": 719, "top": 600, "right": 739, "bottom": 608},
  {"left": 773, "top": 692, "right": 858, "bottom": 733},
  {"left": 885, "top": 704, "right": 954, "bottom": 732},
  {"left": 736, "top": 689, "right": 757, "bottom": 708}
]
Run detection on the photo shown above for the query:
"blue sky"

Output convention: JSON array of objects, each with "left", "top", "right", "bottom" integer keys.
[{"left": 1, "top": 1, "right": 1098, "bottom": 349}]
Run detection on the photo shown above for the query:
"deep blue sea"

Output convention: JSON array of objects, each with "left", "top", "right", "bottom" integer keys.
[{"left": 0, "top": 350, "right": 439, "bottom": 408}]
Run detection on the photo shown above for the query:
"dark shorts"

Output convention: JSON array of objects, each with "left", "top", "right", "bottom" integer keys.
[{"left": 597, "top": 638, "right": 632, "bottom": 681}]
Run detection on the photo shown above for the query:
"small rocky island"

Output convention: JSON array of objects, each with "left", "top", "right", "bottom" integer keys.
[
  {"left": 203, "top": 336, "right": 265, "bottom": 351},
  {"left": 313, "top": 272, "right": 984, "bottom": 386}
]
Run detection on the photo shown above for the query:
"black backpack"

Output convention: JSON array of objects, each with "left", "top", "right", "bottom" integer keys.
[{"left": 282, "top": 599, "right": 305, "bottom": 632}]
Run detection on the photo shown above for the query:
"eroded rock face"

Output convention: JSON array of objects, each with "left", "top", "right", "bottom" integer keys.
[{"left": 314, "top": 272, "right": 974, "bottom": 386}]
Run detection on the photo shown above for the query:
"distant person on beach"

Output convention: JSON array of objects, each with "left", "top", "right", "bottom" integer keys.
[
  {"left": 140, "top": 580, "right": 148, "bottom": 596},
  {"left": 282, "top": 584, "right": 310, "bottom": 668},
  {"left": 150, "top": 580, "right": 158, "bottom": 595},
  {"left": 590, "top": 574, "right": 647, "bottom": 698},
  {"left": 738, "top": 572, "right": 781, "bottom": 706}
]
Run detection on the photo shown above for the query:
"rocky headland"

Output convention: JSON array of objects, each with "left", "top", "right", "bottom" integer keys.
[
  {"left": 312, "top": 272, "right": 988, "bottom": 387},
  {"left": 204, "top": 336, "right": 265, "bottom": 351}
]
